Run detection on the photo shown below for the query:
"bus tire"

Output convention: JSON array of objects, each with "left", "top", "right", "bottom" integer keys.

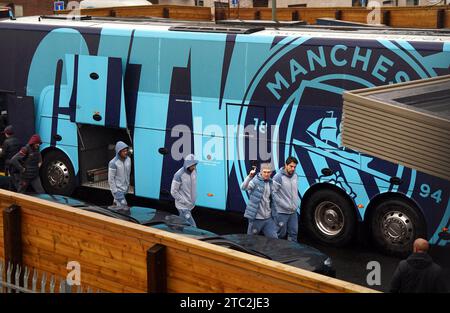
[
  {"left": 370, "top": 199, "right": 426, "bottom": 257},
  {"left": 40, "top": 150, "right": 76, "bottom": 196},
  {"left": 303, "top": 189, "right": 356, "bottom": 247}
]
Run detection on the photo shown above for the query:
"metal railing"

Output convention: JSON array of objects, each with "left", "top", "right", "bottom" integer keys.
[{"left": 0, "top": 260, "right": 102, "bottom": 293}]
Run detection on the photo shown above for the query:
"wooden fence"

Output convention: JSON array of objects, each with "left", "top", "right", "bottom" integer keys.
[
  {"left": 57, "top": 5, "right": 450, "bottom": 28},
  {"left": 0, "top": 189, "right": 377, "bottom": 293},
  {"left": 57, "top": 5, "right": 212, "bottom": 21},
  {"left": 216, "top": 5, "right": 450, "bottom": 28}
]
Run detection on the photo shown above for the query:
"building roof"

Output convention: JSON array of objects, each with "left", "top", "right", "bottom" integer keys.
[{"left": 342, "top": 75, "right": 450, "bottom": 181}]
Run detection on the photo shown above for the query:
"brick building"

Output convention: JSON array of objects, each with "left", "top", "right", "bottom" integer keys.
[
  {"left": 2, "top": 0, "right": 447, "bottom": 16},
  {"left": 0, "top": 0, "right": 55, "bottom": 16}
]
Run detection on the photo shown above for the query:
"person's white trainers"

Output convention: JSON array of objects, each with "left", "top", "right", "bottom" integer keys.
[
  {"left": 117, "top": 205, "right": 130, "bottom": 214},
  {"left": 108, "top": 204, "right": 122, "bottom": 211}
]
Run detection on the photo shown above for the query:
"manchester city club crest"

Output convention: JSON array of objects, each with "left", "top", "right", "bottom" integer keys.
[{"left": 230, "top": 36, "right": 450, "bottom": 251}]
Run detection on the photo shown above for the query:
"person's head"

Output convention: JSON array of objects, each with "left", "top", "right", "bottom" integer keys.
[
  {"left": 3, "top": 125, "right": 13, "bottom": 138},
  {"left": 260, "top": 163, "right": 272, "bottom": 181},
  {"left": 183, "top": 154, "right": 198, "bottom": 173},
  {"left": 284, "top": 156, "right": 298, "bottom": 175},
  {"left": 413, "top": 238, "right": 429, "bottom": 254},
  {"left": 115, "top": 141, "right": 129, "bottom": 160},
  {"left": 28, "top": 134, "right": 42, "bottom": 150},
  {"left": 119, "top": 147, "right": 128, "bottom": 160}
]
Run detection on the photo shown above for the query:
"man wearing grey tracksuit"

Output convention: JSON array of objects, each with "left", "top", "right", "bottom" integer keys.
[
  {"left": 241, "top": 163, "right": 278, "bottom": 239},
  {"left": 272, "top": 156, "right": 300, "bottom": 242},
  {"left": 108, "top": 141, "right": 132, "bottom": 211},
  {"left": 171, "top": 154, "right": 198, "bottom": 227}
]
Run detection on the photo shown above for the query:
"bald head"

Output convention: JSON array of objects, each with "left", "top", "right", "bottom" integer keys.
[{"left": 413, "top": 238, "right": 429, "bottom": 253}]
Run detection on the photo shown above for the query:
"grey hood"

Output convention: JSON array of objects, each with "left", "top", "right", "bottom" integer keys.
[
  {"left": 183, "top": 154, "right": 198, "bottom": 171},
  {"left": 115, "top": 141, "right": 129, "bottom": 156}
]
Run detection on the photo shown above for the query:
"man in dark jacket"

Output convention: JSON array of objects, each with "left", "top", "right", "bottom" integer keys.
[
  {"left": 390, "top": 238, "right": 448, "bottom": 293},
  {"left": 10, "top": 134, "right": 45, "bottom": 194},
  {"left": 0, "top": 125, "right": 21, "bottom": 176}
]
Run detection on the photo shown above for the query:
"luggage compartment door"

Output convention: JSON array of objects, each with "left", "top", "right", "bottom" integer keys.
[{"left": 66, "top": 54, "right": 127, "bottom": 129}]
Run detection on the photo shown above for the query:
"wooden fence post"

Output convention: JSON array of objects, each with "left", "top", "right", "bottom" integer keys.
[
  {"left": 163, "top": 7, "right": 169, "bottom": 18},
  {"left": 147, "top": 244, "right": 167, "bottom": 293},
  {"left": 437, "top": 9, "right": 445, "bottom": 29},
  {"left": 383, "top": 10, "right": 390, "bottom": 26},
  {"left": 3, "top": 204, "right": 23, "bottom": 285}
]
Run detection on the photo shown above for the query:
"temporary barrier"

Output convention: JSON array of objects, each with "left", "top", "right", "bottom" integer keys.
[
  {"left": 215, "top": 6, "right": 450, "bottom": 28},
  {"left": 57, "top": 4, "right": 212, "bottom": 21},
  {"left": 0, "top": 189, "right": 377, "bottom": 293},
  {"left": 56, "top": 5, "right": 450, "bottom": 29}
]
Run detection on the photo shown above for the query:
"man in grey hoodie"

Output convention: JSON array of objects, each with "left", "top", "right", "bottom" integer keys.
[
  {"left": 108, "top": 141, "right": 131, "bottom": 211},
  {"left": 241, "top": 162, "right": 278, "bottom": 238},
  {"left": 272, "top": 156, "right": 300, "bottom": 242},
  {"left": 171, "top": 154, "right": 198, "bottom": 227}
]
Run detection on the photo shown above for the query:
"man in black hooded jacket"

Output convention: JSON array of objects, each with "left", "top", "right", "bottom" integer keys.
[
  {"left": 10, "top": 134, "right": 44, "bottom": 193},
  {"left": 390, "top": 238, "right": 448, "bottom": 293}
]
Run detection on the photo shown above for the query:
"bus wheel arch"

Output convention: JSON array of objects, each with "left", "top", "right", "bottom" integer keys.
[
  {"left": 365, "top": 192, "right": 427, "bottom": 257},
  {"left": 40, "top": 147, "right": 77, "bottom": 196},
  {"left": 300, "top": 183, "right": 358, "bottom": 247}
]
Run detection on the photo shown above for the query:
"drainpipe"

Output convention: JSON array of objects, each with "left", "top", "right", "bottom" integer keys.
[{"left": 271, "top": 0, "right": 277, "bottom": 21}]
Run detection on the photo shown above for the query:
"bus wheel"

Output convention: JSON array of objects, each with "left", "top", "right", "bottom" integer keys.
[
  {"left": 370, "top": 199, "right": 426, "bottom": 257},
  {"left": 41, "top": 150, "right": 76, "bottom": 196},
  {"left": 303, "top": 189, "right": 356, "bottom": 246}
]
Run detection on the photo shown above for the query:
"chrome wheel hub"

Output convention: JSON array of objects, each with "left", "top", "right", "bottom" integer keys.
[
  {"left": 381, "top": 211, "right": 413, "bottom": 245},
  {"left": 47, "top": 160, "right": 70, "bottom": 188},
  {"left": 315, "top": 201, "right": 345, "bottom": 236}
]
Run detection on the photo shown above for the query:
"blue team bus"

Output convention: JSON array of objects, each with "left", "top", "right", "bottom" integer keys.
[{"left": 0, "top": 15, "right": 448, "bottom": 255}]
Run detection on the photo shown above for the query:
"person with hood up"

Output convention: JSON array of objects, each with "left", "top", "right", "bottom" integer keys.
[
  {"left": 241, "top": 162, "right": 278, "bottom": 238},
  {"left": 171, "top": 154, "right": 198, "bottom": 227},
  {"left": 390, "top": 238, "right": 448, "bottom": 293},
  {"left": 108, "top": 141, "right": 131, "bottom": 211},
  {"left": 272, "top": 156, "right": 300, "bottom": 241},
  {"left": 0, "top": 125, "right": 21, "bottom": 176},
  {"left": 10, "top": 134, "right": 44, "bottom": 193}
]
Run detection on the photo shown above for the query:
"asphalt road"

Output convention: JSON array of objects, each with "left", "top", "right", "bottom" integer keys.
[{"left": 74, "top": 187, "right": 450, "bottom": 293}]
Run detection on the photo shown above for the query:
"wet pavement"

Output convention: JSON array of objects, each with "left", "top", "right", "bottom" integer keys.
[{"left": 74, "top": 187, "right": 450, "bottom": 293}]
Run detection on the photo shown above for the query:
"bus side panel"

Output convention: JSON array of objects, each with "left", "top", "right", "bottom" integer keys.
[
  {"left": 225, "top": 35, "right": 450, "bottom": 241},
  {"left": 24, "top": 26, "right": 102, "bottom": 180},
  {"left": 3, "top": 21, "right": 448, "bottom": 245},
  {"left": 0, "top": 25, "right": 88, "bottom": 177}
]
